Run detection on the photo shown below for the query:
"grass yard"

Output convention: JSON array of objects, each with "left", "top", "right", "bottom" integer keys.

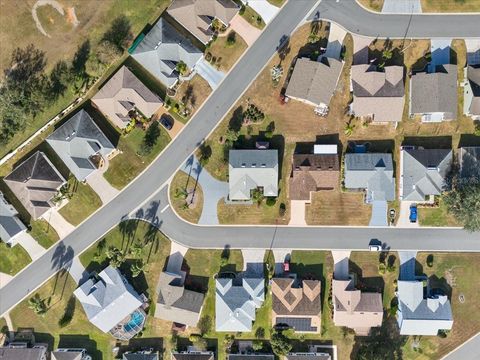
[
  {"left": 421, "top": 0, "right": 480, "bottom": 12},
  {"left": 207, "top": 30, "right": 248, "bottom": 72},
  {"left": 241, "top": 5, "right": 265, "bottom": 29},
  {"left": 357, "top": 0, "right": 385, "bottom": 12},
  {"left": 29, "top": 219, "right": 60, "bottom": 249},
  {"left": 169, "top": 171, "right": 204, "bottom": 224},
  {"left": 173, "top": 75, "right": 212, "bottom": 115},
  {"left": 402, "top": 253, "right": 480, "bottom": 359},
  {"left": 305, "top": 191, "right": 372, "bottom": 226},
  {"left": 418, "top": 198, "right": 461, "bottom": 227},
  {"left": 0, "top": 242, "right": 31, "bottom": 275},
  {"left": 103, "top": 126, "right": 171, "bottom": 189},
  {"left": 58, "top": 177, "right": 102, "bottom": 226},
  {"left": 10, "top": 270, "right": 112, "bottom": 359}
]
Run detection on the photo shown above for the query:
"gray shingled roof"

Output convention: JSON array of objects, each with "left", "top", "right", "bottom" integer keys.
[
  {"left": 351, "top": 64, "right": 405, "bottom": 122},
  {"left": 155, "top": 271, "right": 204, "bottom": 327},
  {"left": 74, "top": 266, "right": 143, "bottom": 333},
  {"left": 46, "top": 110, "right": 115, "bottom": 181},
  {"left": 215, "top": 278, "right": 265, "bottom": 332},
  {"left": 51, "top": 350, "right": 84, "bottom": 360},
  {"left": 344, "top": 153, "right": 395, "bottom": 201},
  {"left": 0, "top": 191, "right": 26, "bottom": 244},
  {"left": 397, "top": 280, "right": 453, "bottom": 335},
  {"left": 131, "top": 18, "right": 203, "bottom": 87},
  {"left": 3, "top": 151, "right": 66, "bottom": 220},
  {"left": 122, "top": 353, "right": 159, "bottom": 360},
  {"left": 401, "top": 148, "right": 452, "bottom": 201},
  {"left": 0, "top": 346, "right": 47, "bottom": 360},
  {"left": 410, "top": 64, "right": 458, "bottom": 119},
  {"left": 228, "top": 355, "right": 274, "bottom": 360},
  {"left": 172, "top": 353, "right": 214, "bottom": 360},
  {"left": 285, "top": 57, "right": 343, "bottom": 107},
  {"left": 286, "top": 355, "right": 331, "bottom": 360},
  {"left": 460, "top": 146, "right": 480, "bottom": 179},
  {"left": 229, "top": 150, "right": 278, "bottom": 201},
  {"left": 467, "top": 65, "right": 480, "bottom": 115}
]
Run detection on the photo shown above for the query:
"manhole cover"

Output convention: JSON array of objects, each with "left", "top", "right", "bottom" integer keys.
[{"left": 458, "top": 293, "right": 465, "bottom": 303}]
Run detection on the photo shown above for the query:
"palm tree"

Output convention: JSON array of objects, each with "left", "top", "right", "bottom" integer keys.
[
  {"left": 28, "top": 294, "right": 47, "bottom": 316},
  {"left": 106, "top": 246, "right": 125, "bottom": 268},
  {"left": 129, "top": 241, "right": 143, "bottom": 258},
  {"left": 131, "top": 260, "right": 145, "bottom": 278},
  {"left": 344, "top": 121, "right": 355, "bottom": 137}
]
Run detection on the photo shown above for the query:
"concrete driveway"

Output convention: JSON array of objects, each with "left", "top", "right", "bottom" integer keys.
[
  {"left": 0, "top": 272, "right": 13, "bottom": 289},
  {"left": 352, "top": 34, "right": 373, "bottom": 65},
  {"left": 369, "top": 200, "right": 388, "bottom": 227},
  {"left": 332, "top": 251, "right": 350, "bottom": 280},
  {"left": 382, "top": 0, "right": 422, "bottom": 13},
  {"left": 87, "top": 171, "right": 119, "bottom": 204},
  {"left": 466, "top": 39, "right": 480, "bottom": 65},
  {"left": 180, "top": 155, "right": 228, "bottom": 225},
  {"left": 324, "top": 22, "right": 347, "bottom": 60},
  {"left": 289, "top": 200, "right": 307, "bottom": 226},
  {"left": 241, "top": 249, "right": 265, "bottom": 277},
  {"left": 242, "top": 0, "right": 280, "bottom": 24},
  {"left": 397, "top": 201, "right": 419, "bottom": 228},
  {"left": 43, "top": 210, "right": 75, "bottom": 239},
  {"left": 272, "top": 249, "right": 291, "bottom": 275},
  {"left": 230, "top": 14, "right": 262, "bottom": 46},
  {"left": 67, "top": 257, "right": 89, "bottom": 285},
  {"left": 16, "top": 233, "right": 46, "bottom": 261},
  {"left": 195, "top": 59, "right": 225, "bottom": 90}
]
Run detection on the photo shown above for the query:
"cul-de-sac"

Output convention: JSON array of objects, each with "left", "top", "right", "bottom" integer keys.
[{"left": 1, "top": 0, "right": 480, "bottom": 359}]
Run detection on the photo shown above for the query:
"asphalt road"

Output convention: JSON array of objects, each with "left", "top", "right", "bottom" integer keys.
[
  {"left": 310, "top": 0, "right": 480, "bottom": 38},
  {"left": 136, "top": 186, "right": 480, "bottom": 252},
  {"left": 0, "top": 0, "right": 318, "bottom": 317},
  {"left": 441, "top": 333, "right": 480, "bottom": 360}
]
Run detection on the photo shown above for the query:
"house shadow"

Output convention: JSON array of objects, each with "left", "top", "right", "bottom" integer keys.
[
  {"left": 58, "top": 334, "right": 102, "bottom": 360},
  {"left": 346, "top": 139, "right": 395, "bottom": 154},
  {"left": 289, "top": 340, "right": 334, "bottom": 354},
  {"left": 402, "top": 136, "right": 452, "bottom": 149},
  {"left": 176, "top": 337, "right": 217, "bottom": 353},
  {"left": 13, "top": 329, "right": 55, "bottom": 352},
  {"left": 116, "top": 337, "right": 163, "bottom": 358},
  {"left": 293, "top": 134, "right": 342, "bottom": 155},
  {"left": 411, "top": 47, "right": 431, "bottom": 73},
  {"left": 290, "top": 262, "right": 326, "bottom": 311},
  {"left": 180, "top": 259, "right": 210, "bottom": 293},
  {"left": 120, "top": 259, "right": 149, "bottom": 297},
  {"left": 458, "top": 134, "right": 480, "bottom": 148},
  {"left": 368, "top": 38, "right": 405, "bottom": 67}
]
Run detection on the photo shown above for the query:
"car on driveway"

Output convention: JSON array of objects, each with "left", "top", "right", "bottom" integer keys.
[
  {"left": 409, "top": 204, "right": 418, "bottom": 223},
  {"left": 159, "top": 114, "right": 174, "bottom": 130}
]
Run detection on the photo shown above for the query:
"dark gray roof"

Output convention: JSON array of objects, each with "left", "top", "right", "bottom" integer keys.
[
  {"left": 344, "top": 153, "right": 395, "bottom": 201},
  {"left": 275, "top": 317, "right": 318, "bottom": 332},
  {"left": 402, "top": 148, "right": 452, "bottom": 201},
  {"left": 3, "top": 151, "right": 66, "bottom": 220},
  {"left": 172, "top": 353, "right": 214, "bottom": 360},
  {"left": 131, "top": 18, "right": 203, "bottom": 87},
  {"left": 286, "top": 355, "right": 331, "bottom": 360},
  {"left": 460, "top": 146, "right": 480, "bottom": 179},
  {"left": 410, "top": 64, "right": 458, "bottom": 118},
  {"left": 0, "top": 191, "right": 26, "bottom": 243},
  {"left": 122, "top": 353, "right": 158, "bottom": 360},
  {"left": 228, "top": 356, "right": 274, "bottom": 360},
  {"left": 51, "top": 350, "right": 83, "bottom": 360},
  {"left": 47, "top": 110, "right": 115, "bottom": 181},
  {"left": 0, "top": 347, "right": 47, "bottom": 360},
  {"left": 467, "top": 65, "right": 480, "bottom": 115}
]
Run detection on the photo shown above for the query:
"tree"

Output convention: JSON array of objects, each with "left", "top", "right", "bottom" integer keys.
[
  {"left": 131, "top": 259, "right": 145, "bottom": 277},
  {"left": 130, "top": 241, "right": 143, "bottom": 258},
  {"left": 199, "top": 143, "right": 212, "bottom": 166},
  {"left": 197, "top": 315, "right": 212, "bottom": 335},
  {"left": 251, "top": 188, "right": 264, "bottom": 206},
  {"left": 176, "top": 61, "right": 187, "bottom": 75},
  {"left": 382, "top": 48, "right": 393, "bottom": 61},
  {"left": 444, "top": 180, "right": 480, "bottom": 231},
  {"left": 103, "top": 15, "right": 133, "bottom": 50},
  {"left": 72, "top": 40, "right": 91, "bottom": 77},
  {"left": 344, "top": 121, "right": 355, "bottom": 136},
  {"left": 106, "top": 246, "right": 126, "bottom": 268},
  {"left": 224, "top": 128, "right": 238, "bottom": 144},
  {"left": 226, "top": 31, "right": 236, "bottom": 46},
  {"left": 354, "top": 320, "right": 406, "bottom": 360},
  {"left": 270, "top": 331, "right": 292, "bottom": 356},
  {"left": 0, "top": 89, "right": 27, "bottom": 144},
  {"left": 28, "top": 294, "right": 48, "bottom": 316},
  {"left": 85, "top": 56, "right": 104, "bottom": 78},
  {"left": 97, "top": 40, "right": 122, "bottom": 65},
  {"left": 49, "top": 60, "right": 70, "bottom": 99},
  {"left": 252, "top": 340, "right": 263, "bottom": 351},
  {"left": 141, "top": 122, "right": 161, "bottom": 155}
]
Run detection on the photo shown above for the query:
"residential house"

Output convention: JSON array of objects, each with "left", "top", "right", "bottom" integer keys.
[
  {"left": 51, "top": 349, "right": 90, "bottom": 360},
  {"left": 289, "top": 144, "right": 340, "bottom": 201},
  {"left": 167, "top": 0, "right": 239, "bottom": 44},
  {"left": 74, "top": 265, "right": 147, "bottom": 340},
  {"left": 0, "top": 191, "right": 27, "bottom": 246},
  {"left": 464, "top": 65, "right": 480, "bottom": 120},
  {"left": 155, "top": 271, "right": 205, "bottom": 327},
  {"left": 130, "top": 18, "right": 204, "bottom": 88},
  {"left": 400, "top": 147, "right": 452, "bottom": 201},
  {"left": 351, "top": 64, "right": 405, "bottom": 124},
  {"left": 459, "top": 146, "right": 480, "bottom": 179},
  {"left": 228, "top": 149, "right": 278, "bottom": 201},
  {"left": 46, "top": 110, "right": 115, "bottom": 181},
  {"left": 271, "top": 276, "right": 321, "bottom": 333},
  {"left": 122, "top": 350, "right": 159, "bottom": 360},
  {"left": 0, "top": 331, "right": 48, "bottom": 360},
  {"left": 344, "top": 153, "right": 395, "bottom": 226},
  {"left": 285, "top": 57, "right": 343, "bottom": 112},
  {"left": 92, "top": 65, "right": 163, "bottom": 129},
  {"left": 410, "top": 64, "right": 458, "bottom": 122},
  {"left": 286, "top": 354, "right": 331, "bottom": 360},
  {"left": 215, "top": 277, "right": 265, "bottom": 332},
  {"left": 171, "top": 350, "right": 214, "bottom": 360},
  {"left": 332, "top": 277, "right": 383, "bottom": 335},
  {"left": 3, "top": 151, "right": 66, "bottom": 220}
]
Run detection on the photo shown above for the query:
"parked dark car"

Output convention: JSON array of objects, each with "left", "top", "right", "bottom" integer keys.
[
  {"left": 159, "top": 114, "right": 174, "bottom": 130},
  {"left": 409, "top": 204, "right": 418, "bottom": 223}
]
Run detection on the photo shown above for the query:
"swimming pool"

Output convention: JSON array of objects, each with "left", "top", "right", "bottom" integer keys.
[{"left": 123, "top": 310, "right": 145, "bottom": 332}]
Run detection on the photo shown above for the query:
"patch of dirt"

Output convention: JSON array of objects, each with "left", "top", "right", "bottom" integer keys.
[
  {"left": 66, "top": 7, "right": 79, "bottom": 27},
  {"left": 186, "top": 189, "right": 199, "bottom": 209}
]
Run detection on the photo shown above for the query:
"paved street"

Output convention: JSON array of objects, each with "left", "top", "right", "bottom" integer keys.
[
  {"left": 0, "top": 0, "right": 318, "bottom": 317},
  {"left": 310, "top": 0, "right": 480, "bottom": 38}
]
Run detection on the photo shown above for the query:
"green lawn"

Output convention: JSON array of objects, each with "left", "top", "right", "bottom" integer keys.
[
  {"left": 103, "top": 127, "right": 171, "bottom": 189},
  {"left": 0, "top": 242, "right": 31, "bottom": 275},
  {"left": 241, "top": 5, "right": 265, "bottom": 29},
  {"left": 418, "top": 198, "right": 461, "bottom": 227},
  {"left": 10, "top": 270, "right": 112, "bottom": 358},
  {"left": 29, "top": 220, "right": 59, "bottom": 249},
  {"left": 58, "top": 177, "right": 102, "bottom": 226}
]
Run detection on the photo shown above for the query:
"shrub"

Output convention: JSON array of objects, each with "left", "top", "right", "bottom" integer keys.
[
  {"left": 255, "top": 327, "right": 265, "bottom": 339},
  {"left": 271, "top": 331, "right": 292, "bottom": 356},
  {"left": 378, "top": 263, "right": 386, "bottom": 275},
  {"left": 279, "top": 203, "right": 286, "bottom": 217},
  {"left": 226, "top": 31, "right": 237, "bottom": 46},
  {"left": 252, "top": 340, "right": 263, "bottom": 351},
  {"left": 426, "top": 254, "right": 434, "bottom": 267},
  {"left": 266, "top": 197, "right": 276, "bottom": 207}
]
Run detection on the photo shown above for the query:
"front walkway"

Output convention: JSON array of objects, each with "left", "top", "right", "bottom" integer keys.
[
  {"left": 230, "top": 13, "right": 262, "bottom": 46},
  {"left": 180, "top": 155, "right": 228, "bottom": 225},
  {"left": 87, "top": 171, "right": 119, "bottom": 204},
  {"left": 16, "top": 233, "right": 46, "bottom": 261},
  {"left": 44, "top": 210, "right": 75, "bottom": 239},
  {"left": 242, "top": 0, "right": 280, "bottom": 24},
  {"left": 195, "top": 59, "right": 226, "bottom": 90}
]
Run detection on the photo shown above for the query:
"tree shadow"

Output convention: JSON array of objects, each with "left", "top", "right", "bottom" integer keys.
[
  {"left": 402, "top": 136, "right": 453, "bottom": 149},
  {"left": 116, "top": 338, "right": 163, "bottom": 359},
  {"left": 228, "top": 105, "right": 244, "bottom": 132},
  {"left": 50, "top": 243, "right": 75, "bottom": 271}
]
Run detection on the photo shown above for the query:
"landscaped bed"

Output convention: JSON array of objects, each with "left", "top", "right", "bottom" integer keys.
[{"left": 169, "top": 171, "right": 204, "bottom": 224}]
